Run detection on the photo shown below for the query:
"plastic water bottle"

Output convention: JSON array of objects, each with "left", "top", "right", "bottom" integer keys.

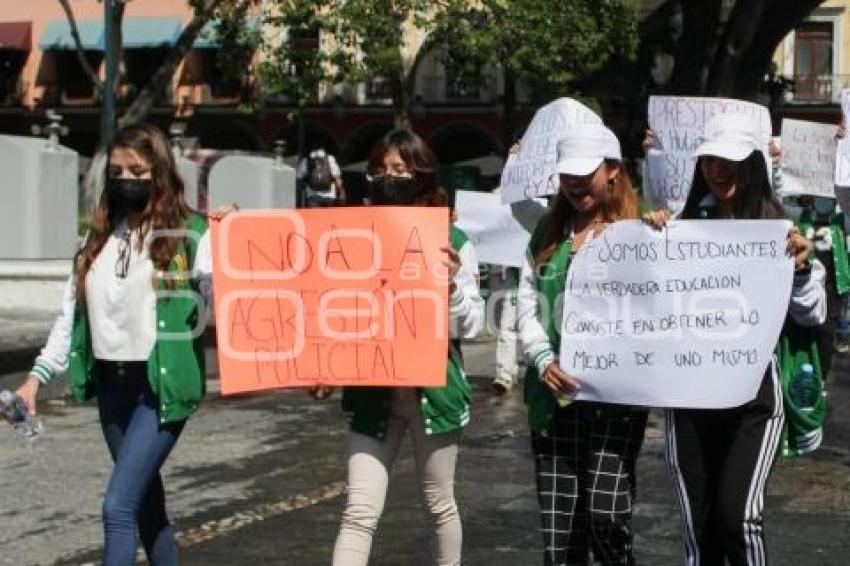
[
  {"left": 0, "top": 390, "right": 43, "bottom": 441},
  {"left": 789, "top": 363, "right": 820, "bottom": 413}
]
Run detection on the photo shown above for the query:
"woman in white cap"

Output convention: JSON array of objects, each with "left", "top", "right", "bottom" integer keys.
[
  {"left": 645, "top": 111, "right": 826, "bottom": 566},
  {"left": 517, "top": 122, "right": 647, "bottom": 565}
]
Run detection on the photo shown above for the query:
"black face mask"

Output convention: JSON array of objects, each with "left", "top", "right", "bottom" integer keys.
[
  {"left": 107, "top": 177, "right": 153, "bottom": 217},
  {"left": 369, "top": 175, "right": 419, "bottom": 205}
]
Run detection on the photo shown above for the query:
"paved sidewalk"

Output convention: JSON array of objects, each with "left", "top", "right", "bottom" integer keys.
[{"left": 1, "top": 324, "right": 848, "bottom": 565}]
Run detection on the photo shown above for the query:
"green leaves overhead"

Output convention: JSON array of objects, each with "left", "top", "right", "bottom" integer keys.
[{"left": 431, "top": 0, "right": 638, "bottom": 104}]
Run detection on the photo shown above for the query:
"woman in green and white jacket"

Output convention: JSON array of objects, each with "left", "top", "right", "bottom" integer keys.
[
  {"left": 517, "top": 123, "right": 648, "bottom": 565},
  {"left": 313, "top": 129, "right": 484, "bottom": 566},
  {"left": 15, "top": 123, "right": 222, "bottom": 566}
]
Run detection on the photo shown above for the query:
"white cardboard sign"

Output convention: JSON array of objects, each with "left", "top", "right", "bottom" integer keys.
[
  {"left": 559, "top": 219, "right": 793, "bottom": 408},
  {"left": 780, "top": 118, "right": 837, "bottom": 197},
  {"left": 836, "top": 89, "right": 850, "bottom": 191},
  {"left": 500, "top": 98, "right": 601, "bottom": 204},
  {"left": 455, "top": 190, "right": 546, "bottom": 267},
  {"left": 645, "top": 96, "right": 772, "bottom": 213}
]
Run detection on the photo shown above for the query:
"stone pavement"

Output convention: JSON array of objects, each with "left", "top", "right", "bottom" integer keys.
[{"left": 0, "top": 321, "right": 849, "bottom": 565}]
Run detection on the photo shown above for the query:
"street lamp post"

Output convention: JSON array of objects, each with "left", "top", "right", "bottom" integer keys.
[
  {"left": 297, "top": 100, "right": 306, "bottom": 208},
  {"left": 101, "top": 0, "right": 119, "bottom": 146}
]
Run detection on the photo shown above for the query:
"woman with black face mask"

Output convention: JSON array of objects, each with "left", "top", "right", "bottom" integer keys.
[
  {"left": 312, "top": 129, "right": 485, "bottom": 566},
  {"left": 15, "top": 123, "right": 228, "bottom": 566}
]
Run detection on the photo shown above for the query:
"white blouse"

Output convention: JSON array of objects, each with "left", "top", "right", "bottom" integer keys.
[
  {"left": 30, "top": 223, "right": 213, "bottom": 382},
  {"left": 85, "top": 222, "right": 157, "bottom": 361}
]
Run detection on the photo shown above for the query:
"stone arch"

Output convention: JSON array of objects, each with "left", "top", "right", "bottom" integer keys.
[
  {"left": 197, "top": 119, "right": 263, "bottom": 151},
  {"left": 427, "top": 123, "right": 503, "bottom": 164}
]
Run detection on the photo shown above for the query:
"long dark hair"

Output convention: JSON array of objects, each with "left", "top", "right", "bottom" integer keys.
[
  {"left": 680, "top": 151, "right": 785, "bottom": 220},
  {"left": 75, "top": 123, "right": 192, "bottom": 300},
  {"left": 366, "top": 129, "right": 448, "bottom": 206},
  {"left": 535, "top": 160, "right": 638, "bottom": 265}
]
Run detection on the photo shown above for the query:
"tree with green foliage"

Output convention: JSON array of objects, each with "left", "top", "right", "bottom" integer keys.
[
  {"left": 58, "top": 0, "right": 259, "bottom": 132},
  {"left": 258, "top": 1, "right": 638, "bottom": 131},
  {"left": 259, "top": 0, "right": 444, "bottom": 128},
  {"left": 327, "top": 0, "right": 434, "bottom": 128},
  {"left": 430, "top": 0, "right": 638, "bottom": 140}
]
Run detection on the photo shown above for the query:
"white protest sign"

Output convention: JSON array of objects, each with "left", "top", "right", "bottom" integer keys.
[
  {"left": 835, "top": 139, "right": 850, "bottom": 188},
  {"left": 500, "top": 98, "right": 601, "bottom": 204},
  {"left": 455, "top": 190, "right": 546, "bottom": 267},
  {"left": 559, "top": 219, "right": 793, "bottom": 408},
  {"left": 780, "top": 118, "right": 837, "bottom": 197},
  {"left": 836, "top": 89, "right": 850, "bottom": 188},
  {"left": 645, "top": 96, "right": 772, "bottom": 213}
]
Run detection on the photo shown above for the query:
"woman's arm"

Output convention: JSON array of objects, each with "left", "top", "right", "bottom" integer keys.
[
  {"left": 516, "top": 249, "right": 555, "bottom": 376},
  {"left": 448, "top": 239, "right": 485, "bottom": 340},
  {"left": 30, "top": 274, "right": 77, "bottom": 383},
  {"left": 18, "top": 274, "right": 77, "bottom": 414},
  {"left": 789, "top": 258, "right": 827, "bottom": 326}
]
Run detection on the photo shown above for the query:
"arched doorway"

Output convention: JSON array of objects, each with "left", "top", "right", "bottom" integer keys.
[
  {"left": 341, "top": 121, "right": 394, "bottom": 164},
  {"left": 428, "top": 123, "right": 503, "bottom": 164},
  {"left": 196, "top": 120, "right": 263, "bottom": 151}
]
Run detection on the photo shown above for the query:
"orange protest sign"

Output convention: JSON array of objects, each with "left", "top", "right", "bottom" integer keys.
[{"left": 211, "top": 207, "right": 450, "bottom": 394}]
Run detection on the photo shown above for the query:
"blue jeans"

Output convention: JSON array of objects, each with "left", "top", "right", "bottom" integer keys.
[{"left": 96, "top": 361, "right": 185, "bottom": 566}]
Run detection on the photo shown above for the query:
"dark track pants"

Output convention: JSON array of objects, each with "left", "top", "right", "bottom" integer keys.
[{"left": 665, "top": 366, "right": 784, "bottom": 566}]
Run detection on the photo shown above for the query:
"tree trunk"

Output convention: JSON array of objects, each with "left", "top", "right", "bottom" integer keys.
[
  {"left": 119, "top": 0, "right": 231, "bottom": 126},
  {"left": 638, "top": 0, "right": 679, "bottom": 39},
  {"left": 727, "top": 0, "right": 828, "bottom": 100},
  {"left": 119, "top": 16, "right": 208, "bottom": 126},
  {"left": 58, "top": 0, "right": 102, "bottom": 91},
  {"left": 665, "top": 0, "right": 722, "bottom": 95},
  {"left": 392, "top": 66, "right": 411, "bottom": 129},
  {"left": 113, "top": 1, "right": 125, "bottom": 95},
  {"left": 502, "top": 66, "right": 517, "bottom": 147},
  {"left": 705, "top": 0, "right": 772, "bottom": 96}
]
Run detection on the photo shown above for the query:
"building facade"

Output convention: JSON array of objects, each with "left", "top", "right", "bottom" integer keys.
[
  {"left": 773, "top": 0, "right": 850, "bottom": 119},
  {"left": 0, "top": 0, "right": 510, "bottom": 165},
  {"left": 2, "top": 1, "right": 848, "bottom": 161}
]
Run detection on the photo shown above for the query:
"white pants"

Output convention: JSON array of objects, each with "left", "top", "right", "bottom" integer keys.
[
  {"left": 332, "top": 389, "right": 462, "bottom": 566},
  {"left": 490, "top": 266, "right": 520, "bottom": 384}
]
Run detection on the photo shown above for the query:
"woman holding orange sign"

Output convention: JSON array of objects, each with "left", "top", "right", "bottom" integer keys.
[{"left": 312, "top": 129, "right": 484, "bottom": 566}]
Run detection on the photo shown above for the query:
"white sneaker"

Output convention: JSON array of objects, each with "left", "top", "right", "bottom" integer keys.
[{"left": 493, "top": 376, "right": 514, "bottom": 394}]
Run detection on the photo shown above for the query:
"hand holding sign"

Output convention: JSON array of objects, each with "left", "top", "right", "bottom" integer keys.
[
  {"left": 441, "top": 246, "right": 461, "bottom": 293},
  {"left": 560, "top": 219, "right": 793, "bottom": 408},
  {"left": 211, "top": 207, "right": 451, "bottom": 394},
  {"left": 787, "top": 226, "right": 813, "bottom": 270},
  {"left": 645, "top": 96, "right": 772, "bottom": 212},
  {"left": 542, "top": 360, "right": 581, "bottom": 396},
  {"left": 500, "top": 98, "right": 601, "bottom": 204}
]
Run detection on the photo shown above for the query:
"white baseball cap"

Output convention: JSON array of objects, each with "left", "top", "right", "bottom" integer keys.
[
  {"left": 555, "top": 123, "right": 622, "bottom": 176},
  {"left": 694, "top": 112, "right": 761, "bottom": 162}
]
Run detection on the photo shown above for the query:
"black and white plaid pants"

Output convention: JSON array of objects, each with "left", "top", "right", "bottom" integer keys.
[{"left": 532, "top": 402, "right": 648, "bottom": 566}]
